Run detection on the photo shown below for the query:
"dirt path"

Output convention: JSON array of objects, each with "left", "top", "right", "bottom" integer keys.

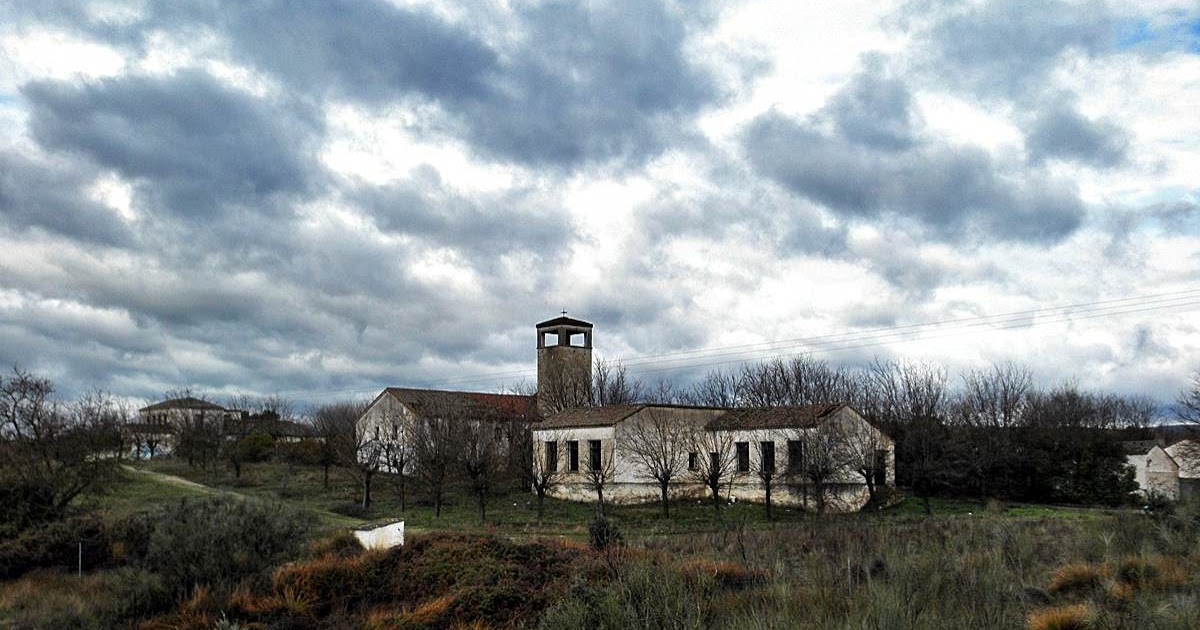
[{"left": 121, "top": 464, "right": 225, "bottom": 495}]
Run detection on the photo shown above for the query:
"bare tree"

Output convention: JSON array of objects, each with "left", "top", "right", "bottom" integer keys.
[
  {"left": 409, "top": 414, "right": 460, "bottom": 518},
  {"left": 684, "top": 368, "right": 740, "bottom": 407},
  {"left": 841, "top": 418, "right": 892, "bottom": 507},
  {"left": 593, "top": 358, "right": 643, "bottom": 406},
  {"left": 310, "top": 405, "right": 346, "bottom": 489},
  {"left": 582, "top": 437, "right": 617, "bottom": 515},
  {"left": 689, "top": 428, "right": 737, "bottom": 515},
  {"left": 788, "top": 420, "right": 852, "bottom": 515},
  {"left": 1178, "top": 369, "right": 1200, "bottom": 426},
  {"left": 460, "top": 421, "right": 502, "bottom": 523},
  {"left": 374, "top": 405, "right": 411, "bottom": 511},
  {"left": 1, "top": 370, "right": 125, "bottom": 526},
  {"left": 530, "top": 432, "right": 568, "bottom": 522},
  {"left": 954, "top": 362, "right": 1032, "bottom": 501},
  {"left": 623, "top": 409, "right": 690, "bottom": 517},
  {"left": 316, "top": 400, "right": 376, "bottom": 509},
  {"left": 738, "top": 355, "right": 856, "bottom": 408},
  {"left": 867, "top": 359, "right": 953, "bottom": 515},
  {"left": 752, "top": 438, "right": 778, "bottom": 519}
]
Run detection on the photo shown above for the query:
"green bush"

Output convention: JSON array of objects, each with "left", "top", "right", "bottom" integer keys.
[
  {"left": 277, "top": 439, "right": 322, "bottom": 466},
  {"left": 588, "top": 515, "right": 624, "bottom": 551},
  {"left": 143, "top": 496, "right": 311, "bottom": 594},
  {"left": 238, "top": 432, "right": 276, "bottom": 464},
  {"left": 0, "top": 514, "right": 109, "bottom": 580}
]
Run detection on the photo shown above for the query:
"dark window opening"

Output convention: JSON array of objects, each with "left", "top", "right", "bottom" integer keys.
[
  {"left": 709, "top": 452, "right": 719, "bottom": 473},
  {"left": 688, "top": 451, "right": 698, "bottom": 471},
  {"left": 568, "top": 440, "right": 579, "bottom": 472},
  {"left": 546, "top": 441, "right": 558, "bottom": 472},
  {"left": 873, "top": 449, "right": 888, "bottom": 486},
  {"left": 588, "top": 439, "right": 602, "bottom": 471},
  {"left": 760, "top": 441, "right": 775, "bottom": 474},
  {"left": 736, "top": 442, "right": 750, "bottom": 473},
  {"left": 787, "top": 440, "right": 803, "bottom": 473}
]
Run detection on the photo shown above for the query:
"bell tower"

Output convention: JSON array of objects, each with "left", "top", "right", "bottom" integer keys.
[{"left": 536, "top": 314, "right": 593, "bottom": 416}]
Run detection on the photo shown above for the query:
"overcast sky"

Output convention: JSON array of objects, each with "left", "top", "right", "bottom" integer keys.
[{"left": 2, "top": 0, "right": 1199, "bottom": 407}]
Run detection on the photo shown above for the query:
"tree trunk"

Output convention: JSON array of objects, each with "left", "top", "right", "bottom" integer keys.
[
  {"left": 710, "top": 482, "right": 721, "bottom": 515},
  {"left": 233, "top": 459, "right": 241, "bottom": 479},
  {"left": 362, "top": 473, "right": 372, "bottom": 510},
  {"left": 764, "top": 479, "right": 773, "bottom": 519},
  {"left": 659, "top": 480, "right": 670, "bottom": 518},
  {"left": 434, "top": 488, "right": 442, "bottom": 518},
  {"left": 536, "top": 488, "right": 546, "bottom": 523}
]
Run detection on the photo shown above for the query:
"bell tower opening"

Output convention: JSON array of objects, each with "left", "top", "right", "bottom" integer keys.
[{"left": 536, "top": 314, "right": 593, "bottom": 416}]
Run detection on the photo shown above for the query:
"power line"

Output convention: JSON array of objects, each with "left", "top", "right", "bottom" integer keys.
[
  {"left": 276, "top": 287, "right": 1200, "bottom": 399},
  {"left": 428, "top": 287, "right": 1200, "bottom": 386}
]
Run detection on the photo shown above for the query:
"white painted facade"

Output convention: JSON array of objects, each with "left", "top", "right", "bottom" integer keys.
[
  {"left": 531, "top": 405, "right": 894, "bottom": 512},
  {"left": 1127, "top": 445, "right": 1180, "bottom": 501}
]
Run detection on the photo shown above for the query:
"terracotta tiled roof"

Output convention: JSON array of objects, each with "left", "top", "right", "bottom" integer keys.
[
  {"left": 706, "top": 404, "right": 846, "bottom": 431},
  {"left": 139, "top": 397, "right": 227, "bottom": 412},
  {"left": 385, "top": 388, "right": 540, "bottom": 423}
]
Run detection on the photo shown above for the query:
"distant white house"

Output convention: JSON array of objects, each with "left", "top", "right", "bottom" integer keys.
[
  {"left": 1122, "top": 439, "right": 1200, "bottom": 502},
  {"left": 1164, "top": 439, "right": 1200, "bottom": 502}
]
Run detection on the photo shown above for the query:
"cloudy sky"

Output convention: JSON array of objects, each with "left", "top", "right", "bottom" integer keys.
[{"left": 2, "top": 0, "right": 1199, "bottom": 407}]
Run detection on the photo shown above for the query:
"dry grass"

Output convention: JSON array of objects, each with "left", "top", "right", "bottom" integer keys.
[
  {"left": 1027, "top": 603, "right": 1096, "bottom": 630},
  {"left": 1047, "top": 563, "right": 1106, "bottom": 595}
]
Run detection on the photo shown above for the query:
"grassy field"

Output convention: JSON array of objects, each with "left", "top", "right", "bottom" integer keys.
[
  {"left": 127, "top": 459, "right": 1111, "bottom": 540},
  {"left": 4, "top": 458, "right": 1197, "bottom": 628}
]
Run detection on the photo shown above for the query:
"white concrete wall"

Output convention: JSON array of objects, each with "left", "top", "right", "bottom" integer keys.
[
  {"left": 1128, "top": 446, "right": 1179, "bottom": 500},
  {"left": 531, "top": 406, "right": 894, "bottom": 512},
  {"left": 356, "top": 394, "right": 415, "bottom": 473},
  {"left": 353, "top": 521, "right": 405, "bottom": 550}
]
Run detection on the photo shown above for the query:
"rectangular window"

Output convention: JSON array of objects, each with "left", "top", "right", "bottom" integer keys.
[
  {"left": 545, "top": 441, "right": 558, "bottom": 472},
  {"left": 588, "top": 439, "right": 602, "bottom": 471},
  {"left": 787, "top": 440, "right": 803, "bottom": 473},
  {"left": 688, "top": 451, "right": 698, "bottom": 471},
  {"left": 760, "top": 441, "right": 775, "bottom": 474},
  {"left": 736, "top": 442, "right": 750, "bottom": 472},
  {"left": 568, "top": 440, "right": 579, "bottom": 472}
]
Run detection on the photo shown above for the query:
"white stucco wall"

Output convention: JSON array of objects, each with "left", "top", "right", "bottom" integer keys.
[
  {"left": 531, "top": 406, "right": 894, "bottom": 512},
  {"left": 1128, "top": 446, "right": 1179, "bottom": 501},
  {"left": 356, "top": 393, "right": 414, "bottom": 473}
]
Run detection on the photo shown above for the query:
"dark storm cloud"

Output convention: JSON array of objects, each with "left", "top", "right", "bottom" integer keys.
[
  {"left": 0, "top": 150, "right": 132, "bottom": 245},
  {"left": 742, "top": 59, "right": 1085, "bottom": 244},
  {"left": 171, "top": 0, "right": 497, "bottom": 104},
  {"left": 899, "top": 0, "right": 1117, "bottom": 100},
  {"left": 21, "top": 70, "right": 321, "bottom": 220},
  {"left": 350, "top": 168, "right": 566, "bottom": 258},
  {"left": 824, "top": 54, "right": 918, "bottom": 152},
  {"left": 1025, "top": 98, "right": 1129, "bottom": 167},
  {"left": 27, "top": 0, "right": 722, "bottom": 168},
  {"left": 459, "top": 0, "right": 722, "bottom": 166}
]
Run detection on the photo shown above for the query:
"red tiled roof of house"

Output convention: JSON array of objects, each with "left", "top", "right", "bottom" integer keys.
[
  {"left": 384, "top": 387, "right": 540, "bottom": 422},
  {"left": 706, "top": 404, "right": 846, "bottom": 431}
]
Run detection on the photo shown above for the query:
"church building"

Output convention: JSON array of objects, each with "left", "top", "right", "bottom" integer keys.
[{"left": 356, "top": 315, "right": 894, "bottom": 513}]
